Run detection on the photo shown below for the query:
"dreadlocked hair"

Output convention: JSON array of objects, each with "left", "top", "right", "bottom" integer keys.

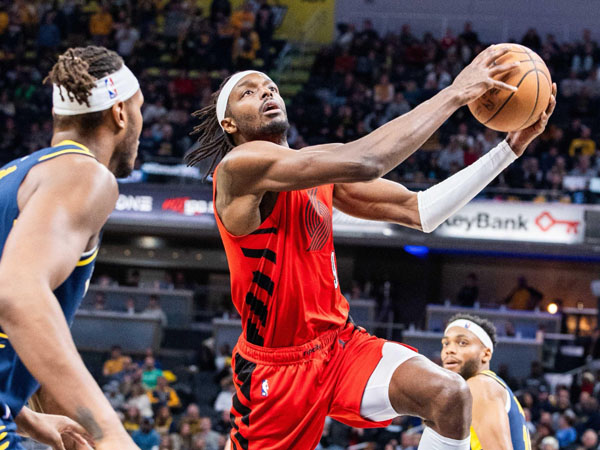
[
  {"left": 185, "top": 78, "right": 235, "bottom": 178},
  {"left": 44, "top": 46, "right": 124, "bottom": 133}
]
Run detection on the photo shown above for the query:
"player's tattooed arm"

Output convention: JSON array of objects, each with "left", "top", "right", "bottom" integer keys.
[{"left": 75, "top": 407, "right": 103, "bottom": 441}]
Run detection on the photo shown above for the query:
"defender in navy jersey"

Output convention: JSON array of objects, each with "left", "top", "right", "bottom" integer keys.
[
  {"left": 0, "top": 46, "right": 143, "bottom": 450},
  {"left": 442, "top": 314, "right": 531, "bottom": 450}
]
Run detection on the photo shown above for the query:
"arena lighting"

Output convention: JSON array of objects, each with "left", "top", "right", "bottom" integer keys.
[
  {"left": 547, "top": 303, "right": 558, "bottom": 314},
  {"left": 404, "top": 245, "right": 429, "bottom": 257},
  {"left": 135, "top": 236, "right": 165, "bottom": 249}
]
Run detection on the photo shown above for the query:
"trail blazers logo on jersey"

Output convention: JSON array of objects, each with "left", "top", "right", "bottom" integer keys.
[{"left": 304, "top": 188, "right": 332, "bottom": 252}]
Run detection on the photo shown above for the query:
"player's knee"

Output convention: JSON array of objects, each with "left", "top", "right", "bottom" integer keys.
[{"left": 436, "top": 372, "right": 472, "bottom": 423}]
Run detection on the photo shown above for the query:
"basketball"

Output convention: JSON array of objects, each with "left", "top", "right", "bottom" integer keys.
[{"left": 468, "top": 43, "right": 552, "bottom": 132}]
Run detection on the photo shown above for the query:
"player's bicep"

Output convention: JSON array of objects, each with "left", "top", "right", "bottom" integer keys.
[
  {"left": 224, "top": 142, "right": 377, "bottom": 194},
  {"left": 333, "top": 178, "right": 421, "bottom": 228},
  {"left": 0, "top": 167, "right": 116, "bottom": 291}
]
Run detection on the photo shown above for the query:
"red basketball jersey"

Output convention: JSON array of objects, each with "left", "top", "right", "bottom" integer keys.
[{"left": 213, "top": 166, "right": 349, "bottom": 348}]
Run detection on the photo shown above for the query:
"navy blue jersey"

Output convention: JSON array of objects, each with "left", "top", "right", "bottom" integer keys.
[
  {"left": 471, "top": 370, "right": 531, "bottom": 450},
  {"left": 0, "top": 140, "right": 99, "bottom": 417}
]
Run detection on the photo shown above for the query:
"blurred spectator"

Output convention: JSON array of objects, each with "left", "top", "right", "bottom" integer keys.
[
  {"left": 124, "top": 297, "right": 137, "bottom": 315},
  {"left": 521, "top": 28, "right": 542, "bottom": 52},
  {"left": 581, "top": 428, "right": 599, "bottom": 449},
  {"left": 556, "top": 411, "right": 578, "bottom": 447},
  {"left": 540, "top": 436, "right": 559, "bottom": 450},
  {"left": 255, "top": 0, "right": 274, "bottom": 67},
  {"left": 195, "top": 417, "right": 221, "bottom": 450},
  {"left": 148, "top": 376, "right": 181, "bottom": 410},
  {"left": 180, "top": 403, "right": 202, "bottom": 435},
  {"left": 93, "top": 292, "right": 106, "bottom": 311},
  {"left": 569, "top": 126, "right": 597, "bottom": 157},
  {"left": 142, "top": 356, "right": 164, "bottom": 389},
  {"left": 230, "top": 1, "right": 255, "bottom": 32},
  {"left": 89, "top": 5, "right": 113, "bottom": 45},
  {"left": 142, "top": 295, "right": 168, "bottom": 327},
  {"left": 455, "top": 273, "right": 479, "bottom": 307},
  {"left": 103, "top": 345, "right": 132, "bottom": 379},
  {"left": 155, "top": 405, "right": 175, "bottom": 435},
  {"left": 132, "top": 416, "right": 161, "bottom": 450},
  {"left": 438, "top": 137, "right": 465, "bottom": 172},
  {"left": 374, "top": 74, "right": 395, "bottom": 104},
  {"left": 105, "top": 381, "right": 126, "bottom": 410},
  {"left": 127, "top": 382, "right": 154, "bottom": 418},
  {"left": 504, "top": 276, "right": 544, "bottom": 310},
  {"left": 213, "top": 377, "right": 234, "bottom": 413},
  {"left": 171, "top": 422, "right": 194, "bottom": 450},
  {"left": 123, "top": 405, "right": 142, "bottom": 433},
  {"left": 569, "top": 155, "right": 596, "bottom": 177},
  {"left": 115, "top": 20, "right": 140, "bottom": 57}
]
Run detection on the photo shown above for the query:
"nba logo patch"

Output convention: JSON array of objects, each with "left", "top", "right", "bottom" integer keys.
[
  {"left": 105, "top": 77, "right": 118, "bottom": 99},
  {"left": 261, "top": 379, "right": 269, "bottom": 397}
]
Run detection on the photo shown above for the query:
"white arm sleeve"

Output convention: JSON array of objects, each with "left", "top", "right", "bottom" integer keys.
[{"left": 417, "top": 140, "right": 518, "bottom": 233}]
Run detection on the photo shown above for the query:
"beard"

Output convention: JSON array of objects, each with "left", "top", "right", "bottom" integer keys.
[
  {"left": 238, "top": 115, "right": 290, "bottom": 143},
  {"left": 458, "top": 356, "right": 481, "bottom": 380},
  {"left": 110, "top": 125, "right": 139, "bottom": 178}
]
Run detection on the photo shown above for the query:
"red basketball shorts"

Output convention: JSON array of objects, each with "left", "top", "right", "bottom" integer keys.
[{"left": 229, "top": 322, "right": 397, "bottom": 450}]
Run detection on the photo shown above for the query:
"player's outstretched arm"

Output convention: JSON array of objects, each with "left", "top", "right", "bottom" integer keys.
[
  {"left": 334, "top": 84, "right": 556, "bottom": 232},
  {"left": 0, "top": 156, "right": 137, "bottom": 449},
  {"left": 467, "top": 376, "right": 514, "bottom": 450},
  {"left": 223, "top": 45, "right": 519, "bottom": 195}
]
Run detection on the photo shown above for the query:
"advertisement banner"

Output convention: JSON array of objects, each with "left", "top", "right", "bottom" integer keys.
[
  {"left": 110, "top": 184, "right": 216, "bottom": 228},
  {"left": 434, "top": 201, "right": 587, "bottom": 244},
  {"left": 111, "top": 186, "right": 597, "bottom": 246}
]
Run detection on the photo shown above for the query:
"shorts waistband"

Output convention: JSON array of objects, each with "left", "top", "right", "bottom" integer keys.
[{"left": 235, "top": 326, "right": 343, "bottom": 364}]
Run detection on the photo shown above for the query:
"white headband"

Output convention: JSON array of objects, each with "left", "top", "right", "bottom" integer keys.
[
  {"left": 445, "top": 319, "right": 494, "bottom": 353},
  {"left": 216, "top": 70, "right": 269, "bottom": 131},
  {"left": 53, "top": 64, "right": 140, "bottom": 116}
]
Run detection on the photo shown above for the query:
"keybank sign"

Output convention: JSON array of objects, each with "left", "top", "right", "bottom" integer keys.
[{"left": 435, "top": 201, "right": 586, "bottom": 244}]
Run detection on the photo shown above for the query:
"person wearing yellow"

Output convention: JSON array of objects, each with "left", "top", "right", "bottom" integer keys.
[
  {"left": 89, "top": 5, "right": 113, "bottom": 44},
  {"left": 147, "top": 376, "right": 181, "bottom": 410},
  {"left": 442, "top": 314, "right": 531, "bottom": 450},
  {"left": 230, "top": 1, "right": 255, "bottom": 32},
  {"left": 568, "top": 126, "right": 596, "bottom": 157},
  {"left": 102, "top": 345, "right": 132, "bottom": 378}
]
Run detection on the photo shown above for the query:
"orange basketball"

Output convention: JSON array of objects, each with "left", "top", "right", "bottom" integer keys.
[{"left": 468, "top": 43, "right": 552, "bottom": 132}]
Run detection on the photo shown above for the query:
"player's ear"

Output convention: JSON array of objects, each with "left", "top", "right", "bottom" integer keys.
[
  {"left": 110, "top": 101, "right": 127, "bottom": 131},
  {"left": 221, "top": 117, "right": 237, "bottom": 135},
  {"left": 482, "top": 347, "right": 492, "bottom": 364}
]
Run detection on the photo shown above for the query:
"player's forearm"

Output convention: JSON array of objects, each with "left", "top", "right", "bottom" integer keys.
[
  {"left": 417, "top": 140, "right": 517, "bottom": 232},
  {"left": 342, "top": 87, "right": 462, "bottom": 177},
  {"left": 0, "top": 287, "right": 127, "bottom": 442}
]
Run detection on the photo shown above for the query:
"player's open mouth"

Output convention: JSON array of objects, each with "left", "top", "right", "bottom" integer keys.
[
  {"left": 443, "top": 360, "right": 459, "bottom": 369},
  {"left": 262, "top": 101, "right": 281, "bottom": 115}
]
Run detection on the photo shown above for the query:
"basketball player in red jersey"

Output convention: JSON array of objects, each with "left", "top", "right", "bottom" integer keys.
[{"left": 187, "top": 45, "right": 556, "bottom": 450}]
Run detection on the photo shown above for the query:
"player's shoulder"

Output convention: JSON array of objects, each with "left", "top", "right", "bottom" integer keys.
[
  {"left": 30, "top": 153, "right": 118, "bottom": 205},
  {"left": 468, "top": 372, "right": 506, "bottom": 400}
]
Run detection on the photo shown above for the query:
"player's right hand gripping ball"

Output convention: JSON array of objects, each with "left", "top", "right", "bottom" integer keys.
[{"left": 468, "top": 43, "right": 552, "bottom": 132}]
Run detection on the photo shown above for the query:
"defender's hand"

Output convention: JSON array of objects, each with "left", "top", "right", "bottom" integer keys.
[
  {"left": 507, "top": 83, "right": 557, "bottom": 157},
  {"left": 18, "top": 412, "right": 94, "bottom": 450},
  {"left": 449, "top": 45, "right": 520, "bottom": 106}
]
